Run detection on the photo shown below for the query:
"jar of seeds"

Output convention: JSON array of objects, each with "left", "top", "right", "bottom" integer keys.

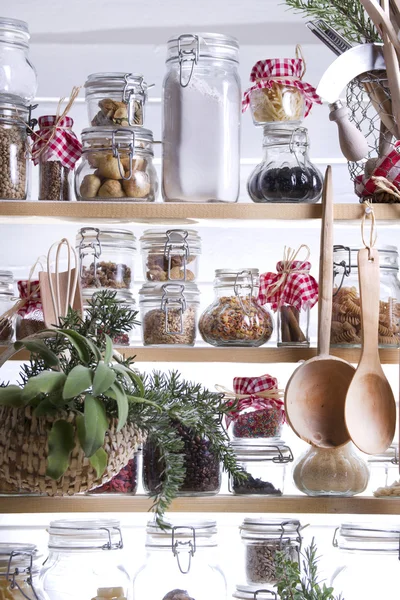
[
  {"left": 240, "top": 518, "right": 302, "bottom": 585},
  {"left": 32, "top": 112, "right": 82, "bottom": 201},
  {"left": 0, "top": 97, "right": 30, "bottom": 200}
]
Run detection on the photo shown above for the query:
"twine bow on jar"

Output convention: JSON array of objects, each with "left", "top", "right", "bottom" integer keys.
[{"left": 361, "top": 200, "right": 377, "bottom": 260}]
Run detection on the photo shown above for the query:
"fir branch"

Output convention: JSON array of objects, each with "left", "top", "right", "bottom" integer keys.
[{"left": 284, "top": 0, "right": 381, "bottom": 44}]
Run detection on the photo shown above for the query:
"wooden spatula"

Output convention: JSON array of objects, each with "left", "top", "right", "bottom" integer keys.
[{"left": 345, "top": 247, "right": 396, "bottom": 454}]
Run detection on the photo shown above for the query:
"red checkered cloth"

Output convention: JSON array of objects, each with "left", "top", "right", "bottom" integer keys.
[
  {"left": 17, "top": 280, "right": 42, "bottom": 317},
  {"left": 242, "top": 58, "right": 321, "bottom": 117},
  {"left": 32, "top": 115, "right": 82, "bottom": 169},
  {"left": 225, "top": 374, "right": 285, "bottom": 428},
  {"left": 355, "top": 141, "right": 400, "bottom": 198},
  {"left": 258, "top": 260, "right": 318, "bottom": 312}
]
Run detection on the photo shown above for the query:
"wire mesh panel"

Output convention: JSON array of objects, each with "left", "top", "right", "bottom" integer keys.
[{"left": 346, "top": 71, "right": 400, "bottom": 203}]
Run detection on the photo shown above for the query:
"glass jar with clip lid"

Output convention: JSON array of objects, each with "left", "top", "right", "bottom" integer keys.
[
  {"left": 0, "top": 543, "right": 39, "bottom": 600},
  {"left": 233, "top": 585, "right": 278, "bottom": 600},
  {"left": 39, "top": 519, "right": 130, "bottom": 600},
  {"left": 247, "top": 124, "right": 323, "bottom": 203},
  {"left": 85, "top": 72, "right": 152, "bottom": 127},
  {"left": 140, "top": 229, "right": 202, "bottom": 282},
  {"left": 199, "top": 269, "right": 273, "bottom": 347},
  {"left": 75, "top": 126, "right": 158, "bottom": 201},
  {"left": 133, "top": 520, "right": 227, "bottom": 600}
]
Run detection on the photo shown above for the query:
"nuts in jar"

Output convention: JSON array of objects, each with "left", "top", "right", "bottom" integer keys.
[
  {"left": 81, "top": 261, "right": 131, "bottom": 290},
  {"left": 140, "top": 229, "right": 201, "bottom": 282}
]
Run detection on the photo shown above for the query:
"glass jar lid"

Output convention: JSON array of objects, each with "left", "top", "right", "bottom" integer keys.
[
  {"left": 139, "top": 281, "right": 200, "bottom": 305},
  {"left": 76, "top": 227, "right": 137, "bottom": 252},
  {"left": 333, "top": 523, "right": 400, "bottom": 553},
  {"left": 146, "top": 519, "right": 217, "bottom": 548},
  {"left": 0, "top": 17, "right": 30, "bottom": 47},
  {"left": 167, "top": 32, "right": 239, "bottom": 63},
  {"left": 214, "top": 269, "right": 260, "bottom": 293},
  {"left": 140, "top": 229, "right": 202, "bottom": 253},
  {"left": 333, "top": 245, "right": 399, "bottom": 271},
  {"left": 48, "top": 519, "right": 123, "bottom": 551},
  {"left": 231, "top": 439, "right": 293, "bottom": 463},
  {"left": 0, "top": 271, "right": 14, "bottom": 297},
  {"left": 85, "top": 72, "right": 149, "bottom": 98},
  {"left": 81, "top": 126, "right": 154, "bottom": 153},
  {"left": 0, "top": 543, "right": 38, "bottom": 574},
  {"left": 233, "top": 585, "right": 278, "bottom": 600},
  {"left": 240, "top": 518, "right": 302, "bottom": 542}
]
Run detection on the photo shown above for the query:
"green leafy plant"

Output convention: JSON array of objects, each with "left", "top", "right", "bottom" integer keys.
[
  {"left": 275, "top": 538, "right": 343, "bottom": 600},
  {"left": 284, "top": 0, "right": 380, "bottom": 44},
  {"left": 0, "top": 291, "right": 242, "bottom": 524}
]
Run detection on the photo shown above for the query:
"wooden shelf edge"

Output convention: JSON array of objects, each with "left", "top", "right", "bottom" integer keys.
[
  {"left": 0, "top": 495, "right": 398, "bottom": 514},
  {"left": 1, "top": 346, "right": 398, "bottom": 364},
  {"left": 0, "top": 201, "right": 399, "bottom": 221}
]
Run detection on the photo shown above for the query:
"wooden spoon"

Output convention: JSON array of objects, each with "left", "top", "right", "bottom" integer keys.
[
  {"left": 359, "top": 0, "right": 400, "bottom": 59},
  {"left": 285, "top": 167, "right": 355, "bottom": 448},
  {"left": 381, "top": 0, "right": 400, "bottom": 133},
  {"left": 345, "top": 247, "right": 396, "bottom": 454}
]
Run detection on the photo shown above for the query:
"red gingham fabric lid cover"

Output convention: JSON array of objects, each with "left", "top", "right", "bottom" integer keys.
[
  {"left": 32, "top": 115, "right": 82, "bottom": 169},
  {"left": 242, "top": 58, "right": 322, "bottom": 117},
  {"left": 258, "top": 260, "right": 318, "bottom": 312},
  {"left": 17, "top": 280, "right": 42, "bottom": 317},
  {"left": 355, "top": 141, "right": 400, "bottom": 198},
  {"left": 225, "top": 374, "right": 285, "bottom": 428}
]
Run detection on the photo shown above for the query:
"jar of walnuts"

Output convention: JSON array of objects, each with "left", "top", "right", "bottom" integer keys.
[{"left": 75, "top": 126, "right": 158, "bottom": 202}]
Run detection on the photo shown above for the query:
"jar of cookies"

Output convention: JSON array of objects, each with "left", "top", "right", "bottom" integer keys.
[
  {"left": 140, "top": 229, "right": 201, "bottom": 282},
  {"left": 76, "top": 228, "right": 136, "bottom": 300},
  {"left": 331, "top": 245, "right": 400, "bottom": 347},
  {"left": 84, "top": 72, "right": 150, "bottom": 127},
  {"left": 199, "top": 269, "right": 273, "bottom": 347},
  {"left": 75, "top": 126, "right": 158, "bottom": 202}
]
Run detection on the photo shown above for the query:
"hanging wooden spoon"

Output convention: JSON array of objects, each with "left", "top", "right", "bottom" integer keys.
[
  {"left": 345, "top": 246, "right": 396, "bottom": 454},
  {"left": 284, "top": 166, "right": 355, "bottom": 448}
]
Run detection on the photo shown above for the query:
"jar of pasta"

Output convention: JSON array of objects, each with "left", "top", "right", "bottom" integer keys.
[
  {"left": 198, "top": 269, "right": 273, "bottom": 347},
  {"left": 75, "top": 126, "right": 158, "bottom": 202},
  {"left": 331, "top": 245, "right": 400, "bottom": 347},
  {"left": 0, "top": 543, "right": 39, "bottom": 600}
]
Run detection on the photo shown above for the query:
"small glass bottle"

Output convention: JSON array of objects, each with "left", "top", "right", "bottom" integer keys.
[
  {"left": 240, "top": 519, "right": 302, "bottom": 585},
  {"left": 162, "top": 33, "right": 240, "bottom": 203},
  {"left": 199, "top": 269, "right": 273, "bottom": 347},
  {"left": 247, "top": 124, "right": 323, "bottom": 203},
  {"left": 0, "top": 270, "right": 15, "bottom": 344},
  {"left": 133, "top": 520, "right": 227, "bottom": 600},
  {"left": 39, "top": 519, "right": 131, "bottom": 600},
  {"left": 293, "top": 442, "right": 370, "bottom": 497},
  {"left": 0, "top": 543, "right": 39, "bottom": 600},
  {"left": 331, "top": 244, "right": 400, "bottom": 347}
]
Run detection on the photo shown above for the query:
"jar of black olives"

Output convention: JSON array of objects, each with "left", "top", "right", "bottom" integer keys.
[{"left": 247, "top": 124, "right": 323, "bottom": 203}]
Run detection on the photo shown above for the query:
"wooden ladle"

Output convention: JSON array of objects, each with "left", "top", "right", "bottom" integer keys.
[
  {"left": 284, "top": 166, "right": 355, "bottom": 448},
  {"left": 345, "top": 247, "right": 396, "bottom": 454}
]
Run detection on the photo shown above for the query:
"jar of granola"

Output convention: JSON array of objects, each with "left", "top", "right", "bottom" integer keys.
[
  {"left": 140, "top": 229, "right": 201, "bottom": 282},
  {"left": 139, "top": 282, "right": 200, "bottom": 346},
  {"left": 76, "top": 228, "right": 136, "bottom": 301},
  {"left": 199, "top": 269, "right": 273, "bottom": 347}
]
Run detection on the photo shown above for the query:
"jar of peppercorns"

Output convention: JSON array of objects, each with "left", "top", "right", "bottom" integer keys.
[
  {"left": 76, "top": 228, "right": 137, "bottom": 301},
  {"left": 143, "top": 423, "right": 221, "bottom": 496},
  {"left": 199, "top": 269, "right": 273, "bottom": 347},
  {"left": 0, "top": 97, "right": 30, "bottom": 200}
]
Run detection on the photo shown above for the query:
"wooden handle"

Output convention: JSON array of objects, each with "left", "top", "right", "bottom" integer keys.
[
  {"left": 329, "top": 105, "right": 369, "bottom": 161},
  {"left": 382, "top": 0, "right": 400, "bottom": 132},
  {"left": 318, "top": 166, "right": 334, "bottom": 356},
  {"left": 360, "top": 0, "right": 400, "bottom": 59},
  {"left": 358, "top": 247, "right": 380, "bottom": 360}
]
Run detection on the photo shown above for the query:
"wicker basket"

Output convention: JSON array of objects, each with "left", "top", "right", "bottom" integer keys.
[{"left": 0, "top": 406, "right": 143, "bottom": 495}]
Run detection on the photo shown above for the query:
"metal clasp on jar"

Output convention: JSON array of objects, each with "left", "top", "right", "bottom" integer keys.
[
  {"left": 5, "top": 550, "right": 39, "bottom": 600},
  {"left": 112, "top": 128, "right": 135, "bottom": 180},
  {"left": 171, "top": 526, "right": 196, "bottom": 574},
  {"left": 234, "top": 270, "right": 254, "bottom": 317},
  {"left": 178, "top": 34, "right": 200, "bottom": 88},
  {"left": 289, "top": 127, "right": 309, "bottom": 167},
  {"left": 161, "top": 283, "right": 187, "bottom": 335},
  {"left": 254, "top": 590, "right": 278, "bottom": 600},
  {"left": 122, "top": 73, "right": 149, "bottom": 126},
  {"left": 271, "top": 444, "right": 294, "bottom": 464},
  {"left": 333, "top": 244, "right": 352, "bottom": 296},
  {"left": 78, "top": 227, "right": 102, "bottom": 281},
  {"left": 164, "top": 230, "right": 189, "bottom": 280},
  {"left": 279, "top": 520, "right": 302, "bottom": 564}
]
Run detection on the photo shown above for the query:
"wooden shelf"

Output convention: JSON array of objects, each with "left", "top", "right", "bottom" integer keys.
[
  {"left": 1, "top": 345, "right": 398, "bottom": 364},
  {"left": 0, "top": 201, "right": 400, "bottom": 222},
  {"left": 0, "top": 495, "right": 399, "bottom": 514}
]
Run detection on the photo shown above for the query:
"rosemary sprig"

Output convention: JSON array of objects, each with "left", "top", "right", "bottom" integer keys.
[{"left": 284, "top": 0, "right": 381, "bottom": 44}]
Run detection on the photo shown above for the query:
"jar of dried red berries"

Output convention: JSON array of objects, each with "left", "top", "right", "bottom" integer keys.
[
  {"left": 88, "top": 453, "right": 139, "bottom": 494},
  {"left": 76, "top": 228, "right": 136, "bottom": 301},
  {"left": 199, "top": 269, "right": 273, "bottom": 347}
]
